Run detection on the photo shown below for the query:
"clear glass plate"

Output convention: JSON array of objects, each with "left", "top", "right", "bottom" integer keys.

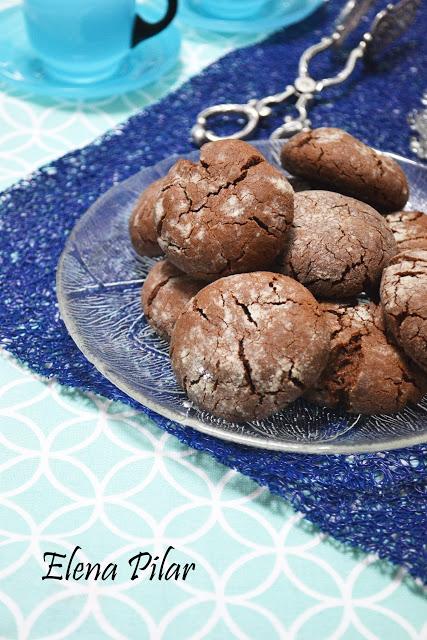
[{"left": 56, "top": 140, "right": 427, "bottom": 454}]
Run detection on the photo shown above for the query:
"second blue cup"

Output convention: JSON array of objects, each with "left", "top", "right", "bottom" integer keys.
[
  {"left": 188, "top": 0, "right": 269, "bottom": 20},
  {"left": 23, "top": 0, "right": 177, "bottom": 84}
]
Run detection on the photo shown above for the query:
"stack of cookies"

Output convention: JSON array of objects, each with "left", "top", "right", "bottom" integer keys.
[{"left": 129, "top": 129, "right": 427, "bottom": 423}]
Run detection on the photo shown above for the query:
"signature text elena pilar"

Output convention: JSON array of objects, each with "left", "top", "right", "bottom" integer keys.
[{"left": 42, "top": 545, "right": 196, "bottom": 582}]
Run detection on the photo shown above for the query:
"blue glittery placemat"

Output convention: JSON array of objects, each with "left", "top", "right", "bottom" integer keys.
[{"left": 1, "top": 1, "right": 427, "bottom": 583}]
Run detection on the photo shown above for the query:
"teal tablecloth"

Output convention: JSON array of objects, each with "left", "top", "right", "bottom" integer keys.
[{"left": 0, "top": 1, "right": 426, "bottom": 637}]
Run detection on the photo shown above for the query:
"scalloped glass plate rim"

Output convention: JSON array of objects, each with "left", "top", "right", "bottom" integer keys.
[{"left": 56, "top": 142, "right": 427, "bottom": 455}]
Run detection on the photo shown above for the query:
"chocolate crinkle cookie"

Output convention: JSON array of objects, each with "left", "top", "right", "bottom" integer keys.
[
  {"left": 129, "top": 178, "right": 164, "bottom": 257},
  {"left": 142, "top": 259, "right": 202, "bottom": 342},
  {"left": 287, "top": 175, "right": 314, "bottom": 192},
  {"left": 170, "top": 272, "right": 330, "bottom": 422},
  {"left": 385, "top": 210, "right": 427, "bottom": 251},
  {"left": 305, "top": 301, "right": 427, "bottom": 414},
  {"left": 155, "top": 139, "right": 294, "bottom": 281},
  {"left": 281, "top": 127, "right": 409, "bottom": 212},
  {"left": 380, "top": 250, "right": 427, "bottom": 372},
  {"left": 280, "top": 190, "right": 397, "bottom": 299}
]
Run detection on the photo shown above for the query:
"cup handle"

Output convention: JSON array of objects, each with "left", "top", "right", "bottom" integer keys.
[{"left": 131, "top": 0, "right": 178, "bottom": 46}]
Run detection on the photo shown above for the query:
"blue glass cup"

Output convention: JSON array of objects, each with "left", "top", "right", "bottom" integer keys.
[
  {"left": 22, "top": 0, "right": 177, "bottom": 84},
  {"left": 189, "top": 0, "right": 269, "bottom": 19}
]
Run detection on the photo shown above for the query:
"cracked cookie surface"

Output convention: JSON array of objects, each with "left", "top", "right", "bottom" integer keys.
[
  {"left": 280, "top": 190, "right": 397, "bottom": 299},
  {"left": 280, "top": 128, "right": 409, "bottom": 212},
  {"left": 170, "top": 272, "right": 330, "bottom": 422},
  {"left": 142, "top": 259, "right": 202, "bottom": 341},
  {"left": 155, "top": 140, "right": 294, "bottom": 281},
  {"left": 129, "top": 177, "right": 164, "bottom": 257},
  {"left": 380, "top": 250, "right": 427, "bottom": 372},
  {"left": 385, "top": 210, "right": 427, "bottom": 251},
  {"left": 305, "top": 301, "right": 427, "bottom": 414}
]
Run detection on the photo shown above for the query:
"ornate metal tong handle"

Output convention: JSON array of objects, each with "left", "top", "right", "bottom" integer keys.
[{"left": 192, "top": 0, "right": 421, "bottom": 146}]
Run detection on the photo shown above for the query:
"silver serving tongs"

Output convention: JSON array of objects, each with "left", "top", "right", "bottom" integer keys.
[{"left": 192, "top": 0, "right": 421, "bottom": 146}]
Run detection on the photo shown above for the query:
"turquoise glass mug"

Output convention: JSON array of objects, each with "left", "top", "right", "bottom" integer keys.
[{"left": 22, "top": 0, "right": 178, "bottom": 83}]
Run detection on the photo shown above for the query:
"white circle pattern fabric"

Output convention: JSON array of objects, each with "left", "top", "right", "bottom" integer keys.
[{"left": 1, "top": 354, "right": 427, "bottom": 639}]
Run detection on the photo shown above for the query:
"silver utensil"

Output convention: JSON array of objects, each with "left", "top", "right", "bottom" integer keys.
[{"left": 192, "top": 0, "right": 422, "bottom": 145}]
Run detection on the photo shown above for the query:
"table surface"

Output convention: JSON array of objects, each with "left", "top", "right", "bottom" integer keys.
[{"left": 0, "top": 1, "right": 426, "bottom": 638}]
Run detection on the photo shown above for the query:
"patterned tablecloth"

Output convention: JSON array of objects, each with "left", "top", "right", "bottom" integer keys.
[{"left": 0, "top": 1, "right": 426, "bottom": 637}]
